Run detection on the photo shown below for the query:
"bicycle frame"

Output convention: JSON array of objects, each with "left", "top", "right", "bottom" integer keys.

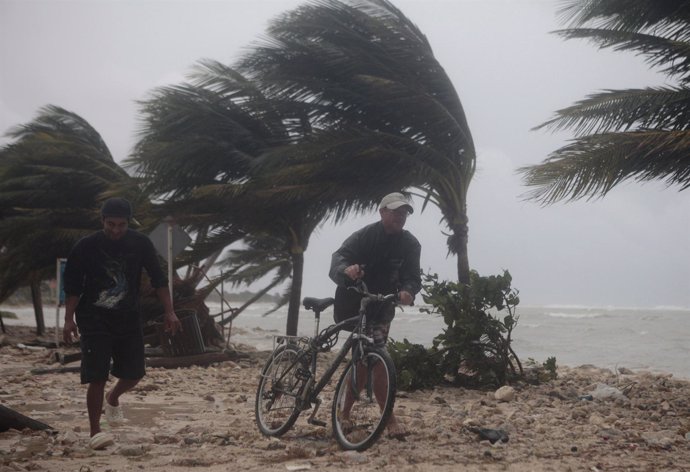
[
  {"left": 262, "top": 280, "right": 397, "bottom": 431},
  {"left": 269, "top": 310, "right": 369, "bottom": 417},
  {"left": 272, "top": 290, "right": 388, "bottom": 418}
]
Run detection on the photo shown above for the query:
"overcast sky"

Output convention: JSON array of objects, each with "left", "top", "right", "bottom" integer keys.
[{"left": 2, "top": 0, "right": 689, "bottom": 308}]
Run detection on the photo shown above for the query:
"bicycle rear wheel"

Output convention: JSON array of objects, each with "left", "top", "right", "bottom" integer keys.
[
  {"left": 331, "top": 347, "right": 396, "bottom": 451},
  {"left": 255, "top": 344, "right": 306, "bottom": 436}
]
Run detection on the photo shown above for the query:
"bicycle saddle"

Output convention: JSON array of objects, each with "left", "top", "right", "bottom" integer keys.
[{"left": 302, "top": 297, "right": 335, "bottom": 312}]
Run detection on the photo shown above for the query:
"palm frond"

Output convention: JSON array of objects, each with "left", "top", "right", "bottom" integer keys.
[
  {"left": 554, "top": 28, "right": 690, "bottom": 80},
  {"left": 519, "top": 129, "right": 690, "bottom": 204},
  {"left": 557, "top": 0, "right": 690, "bottom": 40},
  {"left": 535, "top": 86, "right": 690, "bottom": 135}
]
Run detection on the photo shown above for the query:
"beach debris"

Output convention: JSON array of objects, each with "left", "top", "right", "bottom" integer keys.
[
  {"left": 119, "top": 445, "right": 147, "bottom": 457},
  {"left": 57, "top": 430, "right": 79, "bottom": 445},
  {"left": 31, "top": 366, "right": 81, "bottom": 375},
  {"left": 341, "top": 451, "right": 368, "bottom": 464},
  {"left": 16, "top": 343, "right": 46, "bottom": 352},
  {"left": 55, "top": 351, "right": 82, "bottom": 365},
  {"left": 640, "top": 430, "right": 677, "bottom": 449},
  {"left": 468, "top": 427, "right": 509, "bottom": 444},
  {"left": 494, "top": 386, "right": 515, "bottom": 402},
  {"left": 286, "top": 464, "right": 312, "bottom": 471},
  {"left": 589, "top": 383, "right": 626, "bottom": 401},
  {"left": 144, "top": 350, "right": 239, "bottom": 369},
  {"left": 570, "top": 407, "right": 587, "bottom": 420},
  {"left": 0, "top": 405, "right": 54, "bottom": 433}
]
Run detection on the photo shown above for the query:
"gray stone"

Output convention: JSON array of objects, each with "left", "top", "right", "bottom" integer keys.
[{"left": 494, "top": 386, "right": 516, "bottom": 402}]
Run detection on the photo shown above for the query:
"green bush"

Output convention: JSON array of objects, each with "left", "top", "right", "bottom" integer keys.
[
  {"left": 421, "top": 270, "right": 523, "bottom": 387},
  {"left": 389, "top": 270, "right": 530, "bottom": 390},
  {"left": 387, "top": 338, "right": 442, "bottom": 391}
]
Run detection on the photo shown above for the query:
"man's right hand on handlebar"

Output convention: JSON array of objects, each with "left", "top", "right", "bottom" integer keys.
[
  {"left": 344, "top": 264, "right": 365, "bottom": 281},
  {"left": 397, "top": 290, "right": 413, "bottom": 306}
]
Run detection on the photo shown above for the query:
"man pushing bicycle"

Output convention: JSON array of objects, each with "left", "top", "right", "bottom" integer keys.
[{"left": 329, "top": 191, "right": 422, "bottom": 440}]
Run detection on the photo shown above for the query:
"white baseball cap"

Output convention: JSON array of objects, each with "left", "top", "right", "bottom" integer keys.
[{"left": 378, "top": 192, "right": 414, "bottom": 214}]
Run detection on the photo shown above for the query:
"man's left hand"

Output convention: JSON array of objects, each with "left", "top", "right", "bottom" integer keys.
[
  {"left": 398, "top": 290, "right": 413, "bottom": 306},
  {"left": 164, "top": 312, "right": 182, "bottom": 335}
]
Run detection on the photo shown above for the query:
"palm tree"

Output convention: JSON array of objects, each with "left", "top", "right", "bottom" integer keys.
[
  {"left": 519, "top": 0, "right": 690, "bottom": 203},
  {"left": 129, "top": 60, "right": 331, "bottom": 335},
  {"left": 0, "top": 105, "right": 133, "bottom": 333},
  {"left": 238, "top": 0, "right": 477, "bottom": 282}
]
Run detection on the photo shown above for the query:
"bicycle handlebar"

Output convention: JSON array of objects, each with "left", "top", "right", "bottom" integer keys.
[{"left": 347, "top": 279, "right": 399, "bottom": 304}]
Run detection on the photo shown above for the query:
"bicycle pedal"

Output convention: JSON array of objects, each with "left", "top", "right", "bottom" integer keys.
[{"left": 308, "top": 418, "right": 327, "bottom": 427}]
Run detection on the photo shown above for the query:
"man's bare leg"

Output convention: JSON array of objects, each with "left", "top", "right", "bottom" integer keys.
[
  {"left": 86, "top": 380, "right": 107, "bottom": 437},
  {"left": 372, "top": 361, "right": 406, "bottom": 438},
  {"left": 105, "top": 378, "right": 140, "bottom": 407}
]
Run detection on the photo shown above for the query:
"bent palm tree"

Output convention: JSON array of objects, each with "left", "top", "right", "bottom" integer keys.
[
  {"left": 0, "top": 105, "right": 132, "bottom": 332},
  {"left": 239, "top": 0, "right": 477, "bottom": 282},
  {"left": 130, "top": 60, "right": 327, "bottom": 334},
  {"left": 519, "top": 0, "right": 690, "bottom": 203}
]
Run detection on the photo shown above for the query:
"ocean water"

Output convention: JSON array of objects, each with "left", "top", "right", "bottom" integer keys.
[{"left": 3, "top": 302, "right": 689, "bottom": 380}]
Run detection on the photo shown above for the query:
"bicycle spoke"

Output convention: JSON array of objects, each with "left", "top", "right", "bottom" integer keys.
[
  {"left": 332, "top": 348, "right": 396, "bottom": 451},
  {"left": 255, "top": 344, "right": 305, "bottom": 436}
]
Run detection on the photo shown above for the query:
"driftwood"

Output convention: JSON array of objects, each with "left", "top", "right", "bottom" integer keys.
[
  {"left": 55, "top": 351, "right": 82, "bottom": 365},
  {"left": 0, "top": 404, "right": 54, "bottom": 432},
  {"left": 31, "top": 350, "right": 243, "bottom": 375},
  {"left": 53, "top": 347, "right": 169, "bottom": 366},
  {"left": 30, "top": 366, "right": 80, "bottom": 375},
  {"left": 18, "top": 340, "right": 58, "bottom": 349},
  {"left": 146, "top": 350, "right": 240, "bottom": 368}
]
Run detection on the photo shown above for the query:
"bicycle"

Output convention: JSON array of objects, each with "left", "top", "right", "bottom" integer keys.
[{"left": 254, "top": 280, "right": 398, "bottom": 451}]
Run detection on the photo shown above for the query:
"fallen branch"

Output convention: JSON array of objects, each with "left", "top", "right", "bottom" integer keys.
[
  {"left": 146, "top": 350, "right": 241, "bottom": 369},
  {"left": 31, "top": 349, "right": 246, "bottom": 375},
  {"left": 0, "top": 405, "right": 54, "bottom": 432},
  {"left": 30, "top": 366, "right": 80, "bottom": 375}
]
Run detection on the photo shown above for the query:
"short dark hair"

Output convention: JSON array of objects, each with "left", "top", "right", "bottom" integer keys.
[{"left": 100, "top": 197, "right": 132, "bottom": 219}]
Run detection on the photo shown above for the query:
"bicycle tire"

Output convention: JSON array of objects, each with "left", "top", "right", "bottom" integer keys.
[
  {"left": 331, "top": 346, "right": 396, "bottom": 451},
  {"left": 255, "top": 343, "right": 307, "bottom": 437}
]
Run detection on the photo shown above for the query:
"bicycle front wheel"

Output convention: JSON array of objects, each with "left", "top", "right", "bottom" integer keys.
[
  {"left": 255, "top": 344, "right": 306, "bottom": 437},
  {"left": 331, "top": 347, "right": 396, "bottom": 451}
]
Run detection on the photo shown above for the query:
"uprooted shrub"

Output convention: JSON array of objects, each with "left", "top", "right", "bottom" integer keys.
[{"left": 389, "top": 270, "right": 524, "bottom": 389}]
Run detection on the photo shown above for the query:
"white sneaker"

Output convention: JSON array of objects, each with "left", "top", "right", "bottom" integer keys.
[
  {"left": 89, "top": 431, "right": 114, "bottom": 450},
  {"left": 104, "top": 403, "right": 126, "bottom": 424}
]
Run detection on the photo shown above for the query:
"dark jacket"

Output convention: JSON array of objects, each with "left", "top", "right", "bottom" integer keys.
[{"left": 329, "top": 221, "right": 421, "bottom": 320}]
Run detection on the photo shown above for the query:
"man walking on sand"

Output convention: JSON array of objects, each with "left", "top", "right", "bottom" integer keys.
[
  {"left": 329, "top": 192, "right": 421, "bottom": 439},
  {"left": 63, "top": 197, "right": 181, "bottom": 450}
]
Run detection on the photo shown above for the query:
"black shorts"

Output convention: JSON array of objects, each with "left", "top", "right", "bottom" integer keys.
[
  {"left": 79, "top": 331, "right": 145, "bottom": 384},
  {"left": 334, "top": 299, "right": 395, "bottom": 346}
]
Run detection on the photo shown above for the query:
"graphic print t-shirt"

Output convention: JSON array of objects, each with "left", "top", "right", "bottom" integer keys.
[{"left": 64, "top": 229, "right": 166, "bottom": 333}]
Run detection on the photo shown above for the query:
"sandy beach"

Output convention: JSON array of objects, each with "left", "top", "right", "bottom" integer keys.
[{"left": 1, "top": 325, "right": 689, "bottom": 472}]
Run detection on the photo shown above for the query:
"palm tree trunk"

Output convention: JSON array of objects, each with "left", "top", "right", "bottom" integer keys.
[
  {"left": 285, "top": 250, "right": 304, "bottom": 336},
  {"left": 30, "top": 280, "right": 45, "bottom": 336},
  {"left": 448, "top": 212, "right": 470, "bottom": 284}
]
